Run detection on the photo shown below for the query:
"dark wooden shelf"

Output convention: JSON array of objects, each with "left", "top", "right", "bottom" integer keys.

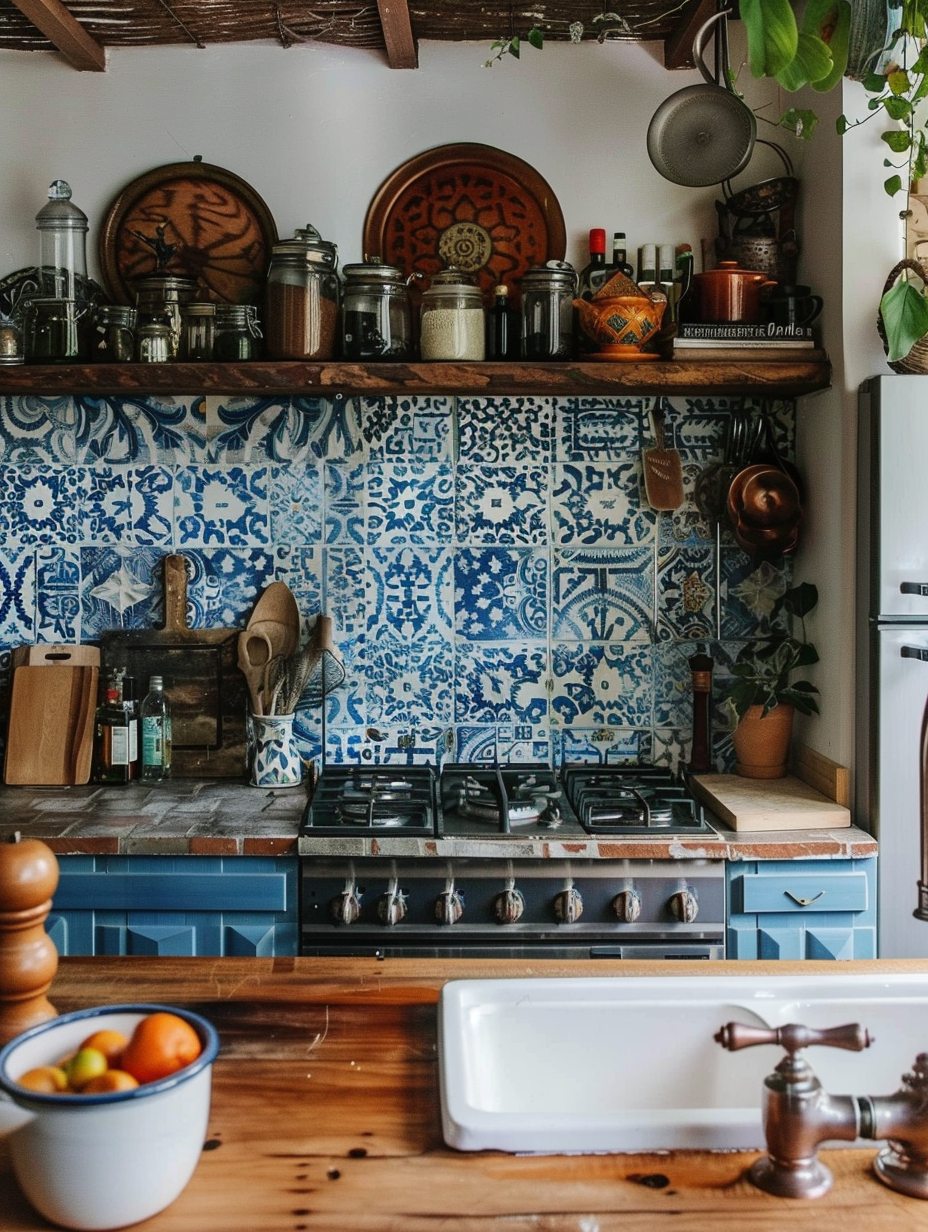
[{"left": 0, "top": 354, "right": 832, "bottom": 398}]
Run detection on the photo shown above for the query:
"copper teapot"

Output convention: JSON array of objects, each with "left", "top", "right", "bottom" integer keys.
[{"left": 692, "top": 260, "right": 776, "bottom": 324}]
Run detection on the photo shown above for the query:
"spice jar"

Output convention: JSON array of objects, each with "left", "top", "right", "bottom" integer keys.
[
  {"left": 0, "top": 314, "right": 24, "bottom": 365},
  {"left": 91, "top": 305, "right": 137, "bottom": 364},
  {"left": 136, "top": 321, "right": 174, "bottom": 363},
  {"left": 264, "top": 224, "right": 339, "bottom": 360},
  {"left": 179, "top": 303, "right": 216, "bottom": 361},
  {"left": 214, "top": 304, "right": 262, "bottom": 361},
  {"left": 22, "top": 298, "right": 91, "bottom": 363},
  {"left": 340, "top": 262, "right": 415, "bottom": 360},
  {"left": 520, "top": 261, "right": 577, "bottom": 360},
  {"left": 419, "top": 268, "right": 485, "bottom": 361},
  {"left": 133, "top": 275, "right": 198, "bottom": 358}
]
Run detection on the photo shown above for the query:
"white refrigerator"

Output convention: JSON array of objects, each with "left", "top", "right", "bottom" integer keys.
[{"left": 858, "top": 374, "right": 928, "bottom": 957}]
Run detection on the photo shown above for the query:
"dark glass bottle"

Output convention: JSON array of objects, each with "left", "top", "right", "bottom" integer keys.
[
  {"left": 91, "top": 687, "right": 131, "bottom": 784},
  {"left": 577, "top": 229, "right": 608, "bottom": 301},
  {"left": 486, "top": 284, "right": 519, "bottom": 360},
  {"left": 608, "top": 232, "right": 635, "bottom": 279}
]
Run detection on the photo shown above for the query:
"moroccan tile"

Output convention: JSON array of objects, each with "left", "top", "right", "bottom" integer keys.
[
  {"left": 175, "top": 466, "right": 269, "bottom": 547},
  {"left": 655, "top": 545, "right": 716, "bottom": 641},
  {"left": 269, "top": 461, "right": 323, "bottom": 545},
  {"left": 268, "top": 546, "right": 323, "bottom": 636},
  {"left": 552, "top": 547, "right": 652, "bottom": 641},
  {"left": 551, "top": 643, "right": 652, "bottom": 726},
  {"left": 191, "top": 549, "right": 276, "bottom": 627},
  {"left": 365, "top": 634, "right": 454, "bottom": 725},
  {"left": 552, "top": 461, "right": 656, "bottom": 546},
  {"left": 326, "top": 726, "right": 452, "bottom": 766},
  {"left": 366, "top": 546, "right": 454, "bottom": 642},
  {"left": 0, "top": 395, "right": 76, "bottom": 463},
  {"left": 0, "top": 550, "right": 36, "bottom": 644},
  {"left": 454, "top": 642, "right": 548, "bottom": 725},
  {"left": 361, "top": 395, "right": 453, "bottom": 461},
  {"left": 0, "top": 464, "right": 80, "bottom": 544},
  {"left": 35, "top": 546, "right": 79, "bottom": 642},
  {"left": 206, "top": 396, "right": 294, "bottom": 462},
  {"left": 74, "top": 396, "right": 206, "bottom": 465},
  {"left": 324, "top": 462, "right": 367, "bottom": 545},
  {"left": 650, "top": 728, "right": 690, "bottom": 772},
  {"left": 455, "top": 464, "right": 549, "bottom": 545},
  {"left": 80, "top": 546, "right": 165, "bottom": 633},
  {"left": 367, "top": 461, "right": 454, "bottom": 545},
  {"left": 453, "top": 724, "right": 551, "bottom": 765},
  {"left": 320, "top": 632, "right": 365, "bottom": 728},
  {"left": 321, "top": 546, "right": 365, "bottom": 640},
  {"left": 556, "top": 398, "right": 646, "bottom": 460},
  {"left": 457, "top": 396, "right": 555, "bottom": 462},
  {"left": 77, "top": 466, "right": 131, "bottom": 544},
  {"left": 454, "top": 548, "right": 548, "bottom": 641},
  {"left": 555, "top": 728, "right": 646, "bottom": 766},
  {"left": 721, "top": 553, "right": 793, "bottom": 639}
]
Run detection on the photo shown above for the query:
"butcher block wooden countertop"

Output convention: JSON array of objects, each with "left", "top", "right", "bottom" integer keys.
[{"left": 3, "top": 957, "right": 928, "bottom": 1231}]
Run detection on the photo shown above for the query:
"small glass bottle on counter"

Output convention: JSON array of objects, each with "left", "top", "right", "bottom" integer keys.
[
  {"left": 214, "top": 304, "right": 263, "bottom": 361},
  {"left": 264, "top": 224, "right": 340, "bottom": 360},
  {"left": 419, "top": 268, "right": 485, "bottom": 361},
  {"left": 140, "top": 675, "right": 172, "bottom": 782},
  {"left": 485, "top": 284, "right": 519, "bottom": 360},
  {"left": 91, "top": 687, "right": 132, "bottom": 785},
  {"left": 340, "top": 262, "right": 414, "bottom": 360},
  {"left": 179, "top": 302, "right": 216, "bottom": 361},
  {"left": 521, "top": 262, "right": 577, "bottom": 361},
  {"left": 90, "top": 305, "right": 137, "bottom": 364},
  {"left": 137, "top": 321, "right": 174, "bottom": 363}
]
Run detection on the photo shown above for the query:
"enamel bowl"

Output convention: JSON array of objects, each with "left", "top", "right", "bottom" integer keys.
[{"left": 0, "top": 1003, "right": 219, "bottom": 1231}]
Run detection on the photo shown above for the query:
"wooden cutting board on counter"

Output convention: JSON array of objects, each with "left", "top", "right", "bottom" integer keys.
[
  {"left": 4, "top": 663, "right": 98, "bottom": 785},
  {"left": 690, "top": 770, "right": 851, "bottom": 832},
  {"left": 100, "top": 554, "right": 247, "bottom": 778}
]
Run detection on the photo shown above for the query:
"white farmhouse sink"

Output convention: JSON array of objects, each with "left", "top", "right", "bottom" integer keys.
[{"left": 438, "top": 973, "right": 928, "bottom": 1153}]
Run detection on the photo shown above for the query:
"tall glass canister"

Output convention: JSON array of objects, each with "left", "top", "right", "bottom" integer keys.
[
  {"left": 264, "top": 224, "right": 339, "bottom": 360},
  {"left": 520, "top": 262, "right": 577, "bottom": 360},
  {"left": 419, "top": 268, "right": 485, "bottom": 361}
]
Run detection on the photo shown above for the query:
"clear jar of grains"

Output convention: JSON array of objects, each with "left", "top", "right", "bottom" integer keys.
[{"left": 419, "top": 268, "right": 485, "bottom": 361}]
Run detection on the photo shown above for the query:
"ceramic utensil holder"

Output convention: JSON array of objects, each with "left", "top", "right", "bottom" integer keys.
[{"left": 250, "top": 713, "right": 303, "bottom": 788}]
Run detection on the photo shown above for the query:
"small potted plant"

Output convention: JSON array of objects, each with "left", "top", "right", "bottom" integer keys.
[{"left": 726, "top": 581, "right": 820, "bottom": 778}]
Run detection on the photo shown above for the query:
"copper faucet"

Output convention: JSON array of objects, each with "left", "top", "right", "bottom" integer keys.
[{"left": 716, "top": 1021, "right": 928, "bottom": 1200}]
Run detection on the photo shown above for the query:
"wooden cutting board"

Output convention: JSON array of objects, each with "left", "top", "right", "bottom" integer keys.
[
  {"left": 100, "top": 554, "right": 247, "bottom": 778},
  {"left": 690, "top": 772, "right": 851, "bottom": 832},
  {"left": 3, "top": 664, "right": 98, "bottom": 785}
]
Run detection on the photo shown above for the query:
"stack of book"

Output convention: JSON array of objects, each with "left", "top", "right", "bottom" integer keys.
[{"left": 670, "top": 323, "right": 820, "bottom": 361}]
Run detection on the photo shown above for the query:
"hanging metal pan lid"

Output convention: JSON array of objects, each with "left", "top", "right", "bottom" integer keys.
[{"left": 646, "top": 10, "right": 756, "bottom": 189}]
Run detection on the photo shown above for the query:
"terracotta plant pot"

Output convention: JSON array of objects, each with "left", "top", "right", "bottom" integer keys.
[{"left": 732, "top": 702, "right": 794, "bottom": 779}]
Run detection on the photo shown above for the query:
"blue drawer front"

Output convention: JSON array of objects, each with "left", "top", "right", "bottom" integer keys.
[
  {"left": 54, "top": 872, "right": 288, "bottom": 912},
  {"left": 736, "top": 872, "right": 869, "bottom": 915}
]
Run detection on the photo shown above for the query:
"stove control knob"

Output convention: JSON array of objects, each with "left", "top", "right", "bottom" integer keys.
[
  {"left": 435, "top": 889, "right": 465, "bottom": 926},
  {"left": 330, "top": 888, "right": 362, "bottom": 925},
  {"left": 669, "top": 887, "right": 698, "bottom": 924},
  {"left": 554, "top": 887, "right": 584, "bottom": 924},
  {"left": 612, "top": 888, "right": 642, "bottom": 923},
  {"left": 376, "top": 890, "right": 407, "bottom": 927},
  {"left": 494, "top": 887, "right": 525, "bottom": 924}
]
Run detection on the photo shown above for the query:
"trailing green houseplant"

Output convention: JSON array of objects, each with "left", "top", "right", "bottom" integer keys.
[{"left": 726, "top": 581, "right": 820, "bottom": 723}]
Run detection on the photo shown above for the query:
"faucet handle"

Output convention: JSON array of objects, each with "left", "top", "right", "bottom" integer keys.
[{"left": 715, "top": 1021, "right": 874, "bottom": 1055}]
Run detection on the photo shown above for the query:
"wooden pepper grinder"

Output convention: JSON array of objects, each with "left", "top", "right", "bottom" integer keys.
[
  {"left": 0, "top": 831, "right": 59, "bottom": 1045},
  {"left": 688, "top": 646, "right": 714, "bottom": 775}
]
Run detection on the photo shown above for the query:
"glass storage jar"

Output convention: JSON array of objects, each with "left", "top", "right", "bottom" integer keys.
[
  {"left": 264, "top": 224, "right": 339, "bottom": 360},
  {"left": 419, "top": 268, "right": 485, "bottom": 361},
  {"left": 22, "top": 298, "right": 92, "bottom": 363},
  {"left": 0, "top": 314, "right": 24, "bottom": 365},
  {"left": 214, "top": 304, "right": 262, "bottom": 361},
  {"left": 35, "top": 180, "right": 88, "bottom": 301},
  {"left": 137, "top": 321, "right": 174, "bottom": 363},
  {"left": 179, "top": 302, "right": 216, "bottom": 361},
  {"left": 520, "top": 261, "right": 577, "bottom": 360},
  {"left": 340, "top": 262, "right": 415, "bottom": 360},
  {"left": 91, "top": 305, "right": 137, "bottom": 364},
  {"left": 133, "top": 275, "right": 198, "bottom": 359}
]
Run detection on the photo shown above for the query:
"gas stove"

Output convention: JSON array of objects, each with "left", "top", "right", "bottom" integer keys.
[{"left": 301, "top": 763, "right": 716, "bottom": 839}]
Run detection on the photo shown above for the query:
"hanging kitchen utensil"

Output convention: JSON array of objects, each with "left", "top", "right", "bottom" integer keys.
[
  {"left": 642, "top": 398, "right": 684, "bottom": 510},
  {"left": 647, "top": 9, "right": 756, "bottom": 189},
  {"left": 237, "top": 628, "right": 275, "bottom": 715},
  {"left": 246, "top": 580, "right": 300, "bottom": 661},
  {"left": 726, "top": 410, "right": 803, "bottom": 558}
]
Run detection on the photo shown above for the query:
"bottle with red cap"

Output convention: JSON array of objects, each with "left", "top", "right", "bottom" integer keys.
[{"left": 577, "top": 228, "right": 608, "bottom": 302}]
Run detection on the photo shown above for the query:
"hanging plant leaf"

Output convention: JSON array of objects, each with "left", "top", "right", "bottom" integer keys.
[
  {"left": 741, "top": 0, "right": 799, "bottom": 78},
  {"left": 804, "top": 0, "right": 852, "bottom": 91},
  {"left": 880, "top": 278, "right": 928, "bottom": 362},
  {"left": 780, "top": 107, "right": 819, "bottom": 139},
  {"left": 776, "top": 31, "right": 834, "bottom": 90}
]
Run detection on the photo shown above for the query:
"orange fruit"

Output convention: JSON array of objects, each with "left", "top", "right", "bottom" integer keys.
[
  {"left": 79, "top": 1028, "right": 128, "bottom": 1065},
  {"left": 17, "top": 1065, "right": 69, "bottom": 1093},
  {"left": 82, "top": 1069, "right": 140, "bottom": 1094},
  {"left": 120, "top": 1012, "right": 202, "bottom": 1084}
]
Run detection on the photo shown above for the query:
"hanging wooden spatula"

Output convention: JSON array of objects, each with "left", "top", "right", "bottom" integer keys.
[{"left": 642, "top": 398, "right": 684, "bottom": 511}]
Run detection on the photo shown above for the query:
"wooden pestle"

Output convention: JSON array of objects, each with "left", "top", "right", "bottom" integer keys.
[{"left": 0, "top": 830, "right": 59, "bottom": 1045}]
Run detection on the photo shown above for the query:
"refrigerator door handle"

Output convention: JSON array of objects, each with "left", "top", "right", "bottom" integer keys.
[
  {"left": 918, "top": 690, "right": 928, "bottom": 923},
  {"left": 902, "top": 646, "right": 928, "bottom": 663},
  {"left": 901, "top": 583, "right": 928, "bottom": 596}
]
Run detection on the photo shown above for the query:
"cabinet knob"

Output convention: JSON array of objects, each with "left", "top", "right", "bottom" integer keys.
[
  {"left": 554, "top": 886, "right": 584, "bottom": 924},
  {"left": 612, "top": 887, "right": 642, "bottom": 923},
  {"left": 376, "top": 889, "right": 407, "bottom": 926},
  {"left": 435, "top": 888, "right": 465, "bottom": 925},
  {"left": 669, "top": 887, "right": 698, "bottom": 923},
  {"left": 494, "top": 887, "right": 525, "bottom": 924},
  {"left": 330, "top": 887, "right": 362, "bottom": 925}
]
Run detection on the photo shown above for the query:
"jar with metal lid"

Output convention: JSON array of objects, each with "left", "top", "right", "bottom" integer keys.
[
  {"left": 419, "top": 268, "right": 485, "bottom": 361},
  {"left": 137, "top": 321, "right": 174, "bottom": 364},
  {"left": 179, "top": 303, "right": 216, "bottom": 361},
  {"left": 91, "top": 305, "right": 137, "bottom": 364},
  {"left": 0, "top": 314, "right": 24, "bottom": 366},
  {"left": 133, "top": 275, "right": 198, "bottom": 359},
  {"left": 265, "top": 224, "right": 339, "bottom": 360},
  {"left": 520, "top": 261, "right": 578, "bottom": 360},
  {"left": 340, "top": 262, "right": 416, "bottom": 360},
  {"left": 214, "top": 304, "right": 263, "bottom": 361},
  {"left": 22, "top": 298, "right": 92, "bottom": 363}
]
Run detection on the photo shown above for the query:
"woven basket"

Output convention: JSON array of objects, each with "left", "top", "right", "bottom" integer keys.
[{"left": 878, "top": 258, "right": 928, "bottom": 374}]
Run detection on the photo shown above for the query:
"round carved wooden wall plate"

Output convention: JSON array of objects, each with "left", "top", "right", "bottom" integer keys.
[
  {"left": 99, "top": 160, "right": 279, "bottom": 307},
  {"left": 363, "top": 143, "right": 567, "bottom": 301}
]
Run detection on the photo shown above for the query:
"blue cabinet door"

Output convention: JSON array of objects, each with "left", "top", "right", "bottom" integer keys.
[
  {"left": 48, "top": 855, "right": 298, "bottom": 957},
  {"left": 727, "top": 858, "right": 877, "bottom": 960}
]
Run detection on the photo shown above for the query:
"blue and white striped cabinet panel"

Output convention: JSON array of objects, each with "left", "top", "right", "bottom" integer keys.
[
  {"left": 726, "top": 858, "right": 877, "bottom": 960},
  {"left": 48, "top": 855, "right": 299, "bottom": 957}
]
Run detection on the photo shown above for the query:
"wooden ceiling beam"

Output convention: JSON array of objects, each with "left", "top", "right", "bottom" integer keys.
[
  {"left": 9, "top": 0, "right": 105, "bottom": 69},
  {"left": 663, "top": 0, "right": 717, "bottom": 69},
  {"left": 376, "top": 0, "right": 418, "bottom": 68}
]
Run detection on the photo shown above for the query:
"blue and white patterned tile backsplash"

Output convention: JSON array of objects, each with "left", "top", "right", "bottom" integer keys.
[{"left": 0, "top": 391, "right": 798, "bottom": 772}]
